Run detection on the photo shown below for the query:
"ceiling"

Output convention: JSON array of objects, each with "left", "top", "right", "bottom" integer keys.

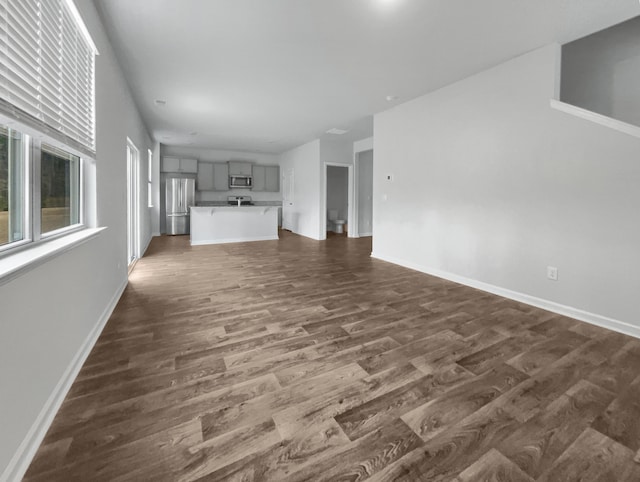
[{"left": 94, "top": 0, "right": 639, "bottom": 154}]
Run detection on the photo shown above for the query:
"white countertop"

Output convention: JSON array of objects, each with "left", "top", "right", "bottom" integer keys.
[{"left": 191, "top": 205, "right": 278, "bottom": 212}]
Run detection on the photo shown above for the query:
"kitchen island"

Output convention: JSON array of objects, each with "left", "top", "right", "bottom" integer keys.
[{"left": 190, "top": 206, "right": 279, "bottom": 245}]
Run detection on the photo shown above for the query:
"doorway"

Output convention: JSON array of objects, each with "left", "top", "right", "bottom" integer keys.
[
  {"left": 354, "top": 149, "right": 373, "bottom": 237},
  {"left": 282, "top": 167, "right": 294, "bottom": 231},
  {"left": 126, "top": 139, "right": 140, "bottom": 266},
  {"left": 325, "top": 164, "right": 349, "bottom": 236}
]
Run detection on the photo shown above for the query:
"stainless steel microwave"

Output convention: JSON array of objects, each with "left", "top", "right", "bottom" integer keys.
[{"left": 229, "top": 175, "right": 252, "bottom": 189}]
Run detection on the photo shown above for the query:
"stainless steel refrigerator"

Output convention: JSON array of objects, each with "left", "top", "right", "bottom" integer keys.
[{"left": 165, "top": 178, "right": 195, "bottom": 235}]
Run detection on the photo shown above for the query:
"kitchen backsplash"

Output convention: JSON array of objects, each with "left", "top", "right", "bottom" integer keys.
[{"left": 196, "top": 189, "right": 282, "bottom": 203}]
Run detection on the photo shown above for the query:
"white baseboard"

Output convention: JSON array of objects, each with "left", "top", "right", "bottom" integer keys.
[
  {"left": 358, "top": 232, "right": 372, "bottom": 237},
  {"left": 371, "top": 251, "right": 640, "bottom": 340},
  {"left": 152, "top": 231, "right": 161, "bottom": 237},
  {"left": 190, "top": 235, "right": 279, "bottom": 246},
  {"left": 1, "top": 278, "right": 128, "bottom": 482},
  {"left": 141, "top": 233, "right": 153, "bottom": 257}
]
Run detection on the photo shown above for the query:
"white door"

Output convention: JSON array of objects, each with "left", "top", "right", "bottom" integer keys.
[
  {"left": 127, "top": 140, "right": 140, "bottom": 265},
  {"left": 282, "top": 168, "right": 294, "bottom": 231}
]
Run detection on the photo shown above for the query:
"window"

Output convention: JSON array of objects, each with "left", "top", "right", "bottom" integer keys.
[
  {"left": 148, "top": 149, "right": 153, "bottom": 207},
  {"left": 0, "top": 121, "right": 84, "bottom": 253},
  {"left": 41, "top": 144, "right": 81, "bottom": 235},
  {"left": 0, "top": 126, "right": 27, "bottom": 248},
  {"left": 0, "top": 0, "right": 95, "bottom": 254}
]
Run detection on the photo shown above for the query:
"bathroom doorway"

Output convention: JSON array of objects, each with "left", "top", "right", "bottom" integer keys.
[{"left": 325, "top": 164, "right": 349, "bottom": 237}]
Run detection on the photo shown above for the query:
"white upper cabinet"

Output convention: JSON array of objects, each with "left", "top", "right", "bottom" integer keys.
[{"left": 162, "top": 157, "right": 198, "bottom": 173}]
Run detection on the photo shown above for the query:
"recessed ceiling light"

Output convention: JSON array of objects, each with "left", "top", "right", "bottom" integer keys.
[
  {"left": 326, "top": 128, "right": 349, "bottom": 135},
  {"left": 154, "top": 99, "right": 167, "bottom": 106},
  {"left": 386, "top": 95, "right": 398, "bottom": 102}
]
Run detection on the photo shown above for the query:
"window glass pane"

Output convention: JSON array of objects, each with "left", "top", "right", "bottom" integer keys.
[
  {"left": 41, "top": 143, "right": 80, "bottom": 234},
  {"left": 0, "top": 126, "right": 26, "bottom": 247}
]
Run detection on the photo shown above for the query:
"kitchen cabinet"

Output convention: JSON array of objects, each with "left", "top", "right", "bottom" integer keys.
[
  {"left": 228, "top": 161, "right": 252, "bottom": 176},
  {"left": 213, "top": 162, "right": 229, "bottom": 191},
  {"left": 197, "top": 162, "right": 229, "bottom": 191},
  {"left": 265, "top": 166, "right": 279, "bottom": 192},
  {"left": 252, "top": 165, "right": 266, "bottom": 191},
  {"left": 252, "top": 165, "right": 280, "bottom": 192},
  {"left": 162, "top": 157, "right": 180, "bottom": 172},
  {"left": 162, "top": 157, "right": 198, "bottom": 173},
  {"left": 197, "top": 162, "right": 214, "bottom": 191}
]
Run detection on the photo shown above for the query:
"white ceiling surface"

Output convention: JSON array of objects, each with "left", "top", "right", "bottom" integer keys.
[{"left": 94, "top": 0, "right": 639, "bottom": 154}]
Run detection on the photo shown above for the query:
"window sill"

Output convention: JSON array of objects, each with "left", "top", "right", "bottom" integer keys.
[{"left": 0, "top": 227, "right": 106, "bottom": 287}]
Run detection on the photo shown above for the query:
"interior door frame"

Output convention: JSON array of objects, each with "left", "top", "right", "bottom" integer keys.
[
  {"left": 352, "top": 138, "right": 374, "bottom": 239},
  {"left": 126, "top": 138, "right": 140, "bottom": 267},
  {"left": 353, "top": 148, "right": 373, "bottom": 238},
  {"left": 321, "top": 162, "right": 353, "bottom": 241}
]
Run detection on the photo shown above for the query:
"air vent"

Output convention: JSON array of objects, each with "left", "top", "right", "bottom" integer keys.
[{"left": 326, "top": 128, "right": 349, "bottom": 135}]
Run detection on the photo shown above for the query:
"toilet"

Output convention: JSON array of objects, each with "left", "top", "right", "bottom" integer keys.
[{"left": 328, "top": 209, "right": 346, "bottom": 234}]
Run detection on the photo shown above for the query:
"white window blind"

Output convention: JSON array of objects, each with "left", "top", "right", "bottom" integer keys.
[{"left": 0, "top": 0, "right": 96, "bottom": 154}]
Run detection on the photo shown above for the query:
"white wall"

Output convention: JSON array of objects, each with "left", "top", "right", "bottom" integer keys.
[
  {"left": 280, "top": 139, "right": 321, "bottom": 240},
  {"left": 320, "top": 139, "right": 353, "bottom": 166},
  {"left": 0, "top": 0, "right": 153, "bottom": 479},
  {"left": 561, "top": 16, "right": 640, "bottom": 127},
  {"left": 373, "top": 44, "right": 640, "bottom": 331},
  {"left": 356, "top": 149, "right": 373, "bottom": 236}
]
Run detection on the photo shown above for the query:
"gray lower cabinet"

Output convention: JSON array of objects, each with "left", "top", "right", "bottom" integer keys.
[{"left": 252, "top": 165, "right": 279, "bottom": 192}]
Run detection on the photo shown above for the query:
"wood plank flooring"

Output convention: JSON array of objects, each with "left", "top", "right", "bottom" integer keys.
[{"left": 23, "top": 231, "right": 640, "bottom": 481}]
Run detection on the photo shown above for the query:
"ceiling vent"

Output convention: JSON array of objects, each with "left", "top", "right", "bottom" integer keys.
[{"left": 325, "top": 128, "right": 349, "bottom": 135}]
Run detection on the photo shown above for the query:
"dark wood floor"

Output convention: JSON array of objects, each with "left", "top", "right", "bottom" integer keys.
[{"left": 24, "top": 231, "right": 640, "bottom": 481}]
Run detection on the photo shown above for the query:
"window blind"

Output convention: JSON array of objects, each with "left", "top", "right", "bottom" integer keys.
[{"left": 0, "top": 0, "right": 96, "bottom": 155}]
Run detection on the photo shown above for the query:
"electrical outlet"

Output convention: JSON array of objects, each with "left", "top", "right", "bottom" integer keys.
[
  {"left": 385, "top": 174, "right": 394, "bottom": 182},
  {"left": 547, "top": 266, "right": 558, "bottom": 281}
]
